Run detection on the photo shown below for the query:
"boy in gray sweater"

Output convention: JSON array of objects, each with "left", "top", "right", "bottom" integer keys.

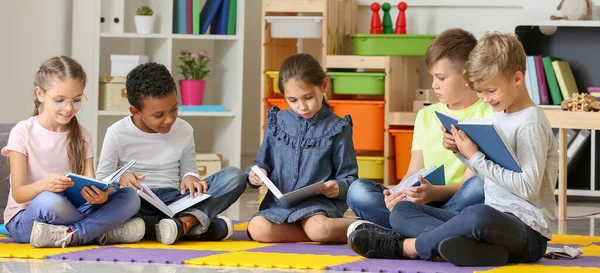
[{"left": 348, "top": 32, "right": 558, "bottom": 267}]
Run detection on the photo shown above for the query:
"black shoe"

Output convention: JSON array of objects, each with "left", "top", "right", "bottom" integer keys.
[
  {"left": 347, "top": 220, "right": 401, "bottom": 238},
  {"left": 348, "top": 229, "right": 407, "bottom": 259},
  {"left": 185, "top": 216, "right": 234, "bottom": 241},
  {"left": 438, "top": 236, "right": 509, "bottom": 266}
]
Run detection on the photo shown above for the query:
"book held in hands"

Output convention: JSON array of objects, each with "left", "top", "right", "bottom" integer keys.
[{"left": 251, "top": 165, "right": 324, "bottom": 208}]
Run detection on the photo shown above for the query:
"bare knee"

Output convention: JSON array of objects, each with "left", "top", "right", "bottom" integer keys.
[
  {"left": 303, "top": 216, "right": 335, "bottom": 243},
  {"left": 247, "top": 217, "right": 277, "bottom": 243}
]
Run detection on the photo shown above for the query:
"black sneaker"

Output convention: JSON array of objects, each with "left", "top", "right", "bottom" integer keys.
[
  {"left": 186, "top": 216, "right": 233, "bottom": 241},
  {"left": 348, "top": 229, "right": 407, "bottom": 259},
  {"left": 347, "top": 220, "right": 400, "bottom": 238},
  {"left": 155, "top": 218, "right": 184, "bottom": 245},
  {"left": 438, "top": 236, "right": 509, "bottom": 266}
]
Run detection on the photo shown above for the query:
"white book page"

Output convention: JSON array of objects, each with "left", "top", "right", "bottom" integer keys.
[
  {"left": 102, "top": 159, "right": 136, "bottom": 183},
  {"left": 460, "top": 118, "right": 494, "bottom": 125},
  {"left": 251, "top": 165, "right": 283, "bottom": 198},
  {"left": 167, "top": 193, "right": 211, "bottom": 215},
  {"left": 137, "top": 186, "right": 174, "bottom": 217}
]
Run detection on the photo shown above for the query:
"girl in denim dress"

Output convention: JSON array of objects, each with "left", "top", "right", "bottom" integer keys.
[{"left": 246, "top": 53, "right": 359, "bottom": 243}]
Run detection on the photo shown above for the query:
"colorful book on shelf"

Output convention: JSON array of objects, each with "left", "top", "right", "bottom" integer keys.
[
  {"left": 64, "top": 160, "right": 136, "bottom": 207},
  {"left": 527, "top": 56, "right": 540, "bottom": 105},
  {"left": 542, "top": 56, "right": 563, "bottom": 105},
  {"left": 389, "top": 165, "right": 445, "bottom": 194},
  {"left": 534, "top": 56, "right": 550, "bottom": 105},
  {"left": 552, "top": 60, "right": 579, "bottom": 100},
  {"left": 193, "top": 0, "right": 201, "bottom": 35},
  {"left": 251, "top": 165, "right": 325, "bottom": 208},
  {"left": 186, "top": 0, "right": 193, "bottom": 34},
  {"left": 137, "top": 184, "right": 211, "bottom": 218},
  {"left": 435, "top": 111, "right": 522, "bottom": 173},
  {"left": 524, "top": 58, "right": 532, "bottom": 100},
  {"left": 227, "top": 0, "right": 237, "bottom": 35},
  {"left": 173, "top": 0, "right": 187, "bottom": 34},
  {"left": 210, "top": 0, "right": 230, "bottom": 35},
  {"left": 179, "top": 105, "right": 226, "bottom": 112},
  {"left": 200, "top": 0, "right": 224, "bottom": 34}
]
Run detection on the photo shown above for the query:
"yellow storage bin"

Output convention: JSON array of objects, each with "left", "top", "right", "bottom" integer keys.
[
  {"left": 265, "top": 71, "right": 281, "bottom": 93},
  {"left": 357, "top": 156, "right": 385, "bottom": 179}
]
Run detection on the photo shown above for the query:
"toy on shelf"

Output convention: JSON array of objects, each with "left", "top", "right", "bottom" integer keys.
[
  {"left": 560, "top": 93, "right": 600, "bottom": 112},
  {"left": 550, "top": 0, "right": 593, "bottom": 20},
  {"left": 395, "top": 2, "right": 407, "bottom": 34},
  {"left": 370, "top": 1, "right": 408, "bottom": 34}
]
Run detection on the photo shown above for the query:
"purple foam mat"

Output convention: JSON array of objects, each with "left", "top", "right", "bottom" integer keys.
[
  {"left": 229, "top": 230, "right": 251, "bottom": 241},
  {"left": 0, "top": 238, "right": 16, "bottom": 243},
  {"left": 248, "top": 243, "right": 358, "bottom": 256},
  {"left": 326, "top": 258, "right": 496, "bottom": 273},
  {"left": 46, "top": 247, "right": 225, "bottom": 264},
  {"left": 539, "top": 256, "right": 600, "bottom": 267}
]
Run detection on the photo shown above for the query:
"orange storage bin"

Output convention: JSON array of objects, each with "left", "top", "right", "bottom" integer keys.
[
  {"left": 389, "top": 129, "right": 414, "bottom": 180},
  {"left": 329, "top": 100, "right": 385, "bottom": 151},
  {"left": 265, "top": 98, "right": 290, "bottom": 111}
]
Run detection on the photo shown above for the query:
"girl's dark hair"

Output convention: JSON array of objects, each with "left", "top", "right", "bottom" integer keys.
[
  {"left": 33, "top": 56, "right": 87, "bottom": 175},
  {"left": 277, "top": 53, "right": 327, "bottom": 94}
]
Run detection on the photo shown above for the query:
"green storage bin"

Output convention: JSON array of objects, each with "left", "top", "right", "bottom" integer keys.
[
  {"left": 351, "top": 34, "right": 437, "bottom": 56},
  {"left": 328, "top": 72, "right": 385, "bottom": 95}
]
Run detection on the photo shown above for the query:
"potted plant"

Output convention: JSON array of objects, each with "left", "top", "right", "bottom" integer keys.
[
  {"left": 134, "top": 5, "right": 155, "bottom": 34},
  {"left": 178, "top": 50, "right": 211, "bottom": 105}
]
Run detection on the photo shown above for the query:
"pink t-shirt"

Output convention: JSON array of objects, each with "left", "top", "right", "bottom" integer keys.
[{"left": 2, "top": 117, "right": 94, "bottom": 224}]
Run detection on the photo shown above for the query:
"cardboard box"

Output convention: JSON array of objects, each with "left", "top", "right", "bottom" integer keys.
[
  {"left": 415, "top": 89, "right": 438, "bottom": 102},
  {"left": 110, "top": 54, "right": 149, "bottom": 77},
  {"left": 196, "top": 153, "right": 222, "bottom": 178},
  {"left": 413, "top": 100, "right": 435, "bottom": 112},
  {"left": 99, "top": 76, "right": 129, "bottom": 110}
]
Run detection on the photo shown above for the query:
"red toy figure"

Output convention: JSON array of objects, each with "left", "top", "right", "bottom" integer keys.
[
  {"left": 370, "top": 2, "right": 383, "bottom": 34},
  {"left": 395, "top": 2, "right": 407, "bottom": 34}
]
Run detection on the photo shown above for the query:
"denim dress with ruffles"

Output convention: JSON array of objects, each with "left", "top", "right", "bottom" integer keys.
[{"left": 246, "top": 101, "right": 358, "bottom": 224}]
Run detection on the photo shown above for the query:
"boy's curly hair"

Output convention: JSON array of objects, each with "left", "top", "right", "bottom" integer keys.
[{"left": 126, "top": 62, "right": 176, "bottom": 110}]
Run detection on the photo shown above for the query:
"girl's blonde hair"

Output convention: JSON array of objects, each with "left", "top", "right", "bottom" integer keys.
[{"left": 33, "top": 56, "right": 87, "bottom": 175}]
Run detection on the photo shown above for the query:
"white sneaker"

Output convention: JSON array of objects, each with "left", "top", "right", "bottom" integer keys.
[
  {"left": 30, "top": 221, "right": 76, "bottom": 248},
  {"left": 155, "top": 218, "right": 183, "bottom": 245},
  {"left": 98, "top": 217, "right": 146, "bottom": 245}
]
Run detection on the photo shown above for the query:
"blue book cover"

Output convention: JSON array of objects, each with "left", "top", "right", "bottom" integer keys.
[
  {"left": 210, "top": 0, "right": 229, "bottom": 34},
  {"left": 64, "top": 160, "right": 136, "bottom": 207},
  {"left": 389, "top": 165, "right": 445, "bottom": 194},
  {"left": 173, "top": 0, "right": 187, "bottom": 34},
  {"left": 527, "top": 56, "right": 540, "bottom": 105},
  {"left": 435, "top": 111, "right": 522, "bottom": 173},
  {"left": 199, "top": 0, "right": 224, "bottom": 34},
  {"left": 179, "top": 105, "right": 226, "bottom": 112}
]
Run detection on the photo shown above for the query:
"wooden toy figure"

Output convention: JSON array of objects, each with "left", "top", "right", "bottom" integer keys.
[
  {"left": 370, "top": 2, "right": 383, "bottom": 34},
  {"left": 394, "top": 2, "right": 407, "bottom": 34},
  {"left": 382, "top": 2, "right": 394, "bottom": 34}
]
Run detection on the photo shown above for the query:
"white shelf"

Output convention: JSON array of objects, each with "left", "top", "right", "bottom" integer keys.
[
  {"left": 98, "top": 110, "right": 236, "bottom": 117},
  {"left": 100, "top": 32, "right": 239, "bottom": 40},
  {"left": 518, "top": 20, "right": 600, "bottom": 27},
  {"left": 357, "top": 0, "right": 524, "bottom": 8},
  {"left": 539, "top": 105, "right": 562, "bottom": 109},
  {"left": 554, "top": 189, "right": 600, "bottom": 197}
]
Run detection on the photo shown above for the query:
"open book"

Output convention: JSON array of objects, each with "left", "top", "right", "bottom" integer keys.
[
  {"left": 251, "top": 165, "right": 324, "bottom": 208},
  {"left": 389, "top": 165, "right": 445, "bottom": 194},
  {"left": 137, "top": 184, "right": 211, "bottom": 218},
  {"left": 65, "top": 160, "right": 136, "bottom": 207},
  {"left": 435, "top": 111, "right": 522, "bottom": 173}
]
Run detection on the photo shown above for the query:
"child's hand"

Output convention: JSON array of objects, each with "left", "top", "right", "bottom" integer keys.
[
  {"left": 401, "top": 175, "right": 438, "bottom": 204},
  {"left": 318, "top": 180, "right": 339, "bottom": 198},
  {"left": 451, "top": 124, "right": 479, "bottom": 159},
  {"left": 383, "top": 189, "right": 406, "bottom": 212},
  {"left": 441, "top": 125, "right": 459, "bottom": 153},
  {"left": 42, "top": 174, "right": 74, "bottom": 192},
  {"left": 119, "top": 172, "right": 144, "bottom": 190},
  {"left": 82, "top": 185, "right": 112, "bottom": 204},
  {"left": 180, "top": 176, "right": 208, "bottom": 198},
  {"left": 249, "top": 168, "right": 267, "bottom": 187}
]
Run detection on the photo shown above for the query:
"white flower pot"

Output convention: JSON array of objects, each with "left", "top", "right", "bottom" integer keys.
[{"left": 134, "top": 15, "right": 155, "bottom": 34}]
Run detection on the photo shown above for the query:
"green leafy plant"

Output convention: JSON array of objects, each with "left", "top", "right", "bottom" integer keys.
[
  {"left": 178, "top": 50, "right": 211, "bottom": 80},
  {"left": 136, "top": 5, "right": 154, "bottom": 16}
]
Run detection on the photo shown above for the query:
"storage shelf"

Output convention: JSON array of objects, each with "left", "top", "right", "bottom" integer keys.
[
  {"left": 326, "top": 55, "right": 387, "bottom": 70},
  {"left": 98, "top": 110, "right": 236, "bottom": 117},
  {"left": 554, "top": 189, "right": 600, "bottom": 197},
  {"left": 517, "top": 20, "right": 600, "bottom": 28},
  {"left": 543, "top": 109, "right": 600, "bottom": 130},
  {"left": 357, "top": 0, "right": 524, "bottom": 8},
  {"left": 389, "top": 111, "right": 417, "bottom": 126},
  {"left": 100, "top": 32, "right": 238, "bottom": 40}
]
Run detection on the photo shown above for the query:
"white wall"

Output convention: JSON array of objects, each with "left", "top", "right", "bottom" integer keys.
[{"left": 0, "top": 0, "right": 73, "bottom": 124}]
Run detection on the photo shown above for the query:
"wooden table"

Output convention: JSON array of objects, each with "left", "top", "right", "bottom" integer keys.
[{"left": 390, "top": 109, "right": 600, "bottom": 222}]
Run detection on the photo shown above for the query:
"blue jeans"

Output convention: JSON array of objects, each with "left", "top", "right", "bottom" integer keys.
[
  {"left": 390, "top": 202, "right": 548, "bottom": 262},
  {"left": 136, "top": 166, "right": 246, "bottom": 235},
  {"left": 6, "top": 187, "right": 140, "bottom": 245},
  {"left": 347, "top": 176, "right": 484, "bottom": 229}
]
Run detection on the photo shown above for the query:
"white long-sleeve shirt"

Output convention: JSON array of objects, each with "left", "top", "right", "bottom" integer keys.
[
  {"left": 457, "top": 106, "right": 558, "bottom": 239},
  {"left": 96, "top": 116, "right": 198, "bottom": 189}
]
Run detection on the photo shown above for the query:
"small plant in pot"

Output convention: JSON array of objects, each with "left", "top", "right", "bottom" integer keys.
[
  {"left": 178, "top": 50, "right": 211, "bottom": 105},
  {"left": 134, "top": 5, "right": 155, "bottom": 34}
]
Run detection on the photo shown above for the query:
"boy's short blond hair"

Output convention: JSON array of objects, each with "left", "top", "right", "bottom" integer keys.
[
  {"left": 425, "top": 28, "right": 477, "bottom": 73},
  {"left": 464, "top": 32, "right": 527, "bottom": 91}
]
